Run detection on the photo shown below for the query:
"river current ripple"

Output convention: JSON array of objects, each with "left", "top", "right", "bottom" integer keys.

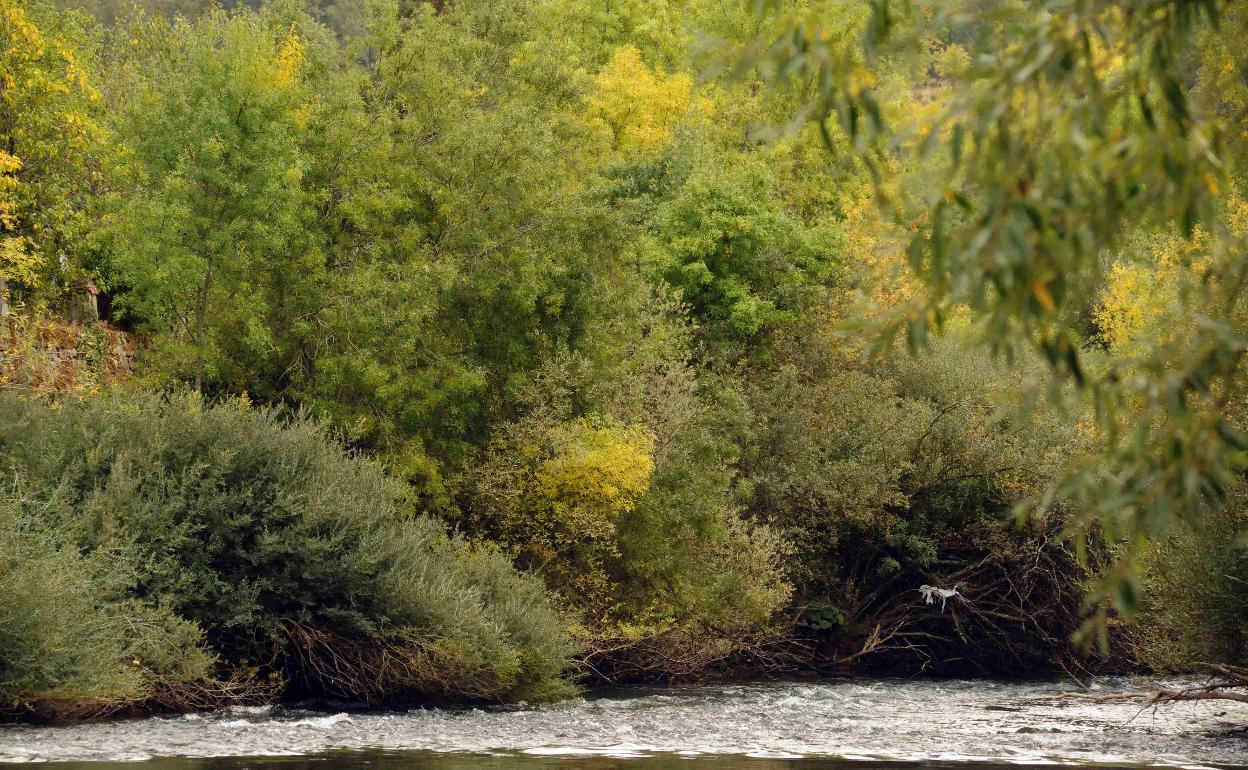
[{"left": 1, "top": 678, "right": 1247, "bottom": 768}]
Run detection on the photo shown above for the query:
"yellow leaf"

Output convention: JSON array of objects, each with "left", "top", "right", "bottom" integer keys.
[{"left": 1031, "top": 278, "right": 1056, "bottom": 312}]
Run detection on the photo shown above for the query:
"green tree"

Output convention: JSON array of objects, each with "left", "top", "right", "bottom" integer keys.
[
  {"left": 295, "top": 0, "right": 636, "bottom": 491},
  {"left": 103, "top": 6, "right": 320, "bottom": 393},
  {"left": 653, "top": 158, "right": 840, "bottom": 346}
]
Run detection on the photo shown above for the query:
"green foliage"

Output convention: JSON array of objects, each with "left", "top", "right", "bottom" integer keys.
[
  {"left": 0, "top": 496, "right": 215, "bottom": 717},
  {"left": 21, "top": 0, "right": 1248, "bottom": 695},
  {"left": 1136, "top": 496, "right": 1248, "bottom": 671},
  {"left": 755, "top": 0, "right": 1248, "bottom": 641},
  {"left": 618, "top": 377, "right": 790, "bottom": 633},
  {"left": 748, "top": 320, "right": 1080, "bottom": 598},
  {"left": 460, "top": 413, "right": 657, "bottom": 615},
  {"left": 233, "top": 0, "right": 647, "bottom": 492},
  {"left": 458, "top": 390, "right": 789, "bottom": 637},
  {"left": 0, "top": 391, "right": 574, "bottom": 704},
  {"left": 102, "top": 6, "right": 321, "bottom": 392},
  {"left": 654, "top": 160, "right": 840, "bottom": 343}
]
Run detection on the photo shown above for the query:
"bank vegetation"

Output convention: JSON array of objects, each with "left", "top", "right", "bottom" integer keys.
[{"left": 2, "top": 0, "right": 1246, "bottom": 719}]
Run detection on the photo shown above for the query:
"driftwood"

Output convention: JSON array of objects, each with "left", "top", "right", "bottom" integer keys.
[
  {"left": 280, "top": 620, "right": 508, "bottom": 704},
  {"left": 0, "top": 669, "right": 278, "bottom": 724},
  {"left": 578, "top": 625, "right": 805, "bottom": 684},
  {"left": 819, "top": 530, "right": 1109, "bottom": 678},
  {"left": 1033, "top": 664, "right": 1248, "bottom": 706},
  {"left": 580, "top": 527, "right": 1112, "bottom": 684}
]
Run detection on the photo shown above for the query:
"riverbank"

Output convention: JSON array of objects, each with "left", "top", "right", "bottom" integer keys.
[
  {"left": 3, "top": 679, "right": 1246, "bottom": 767},
  {"left": 6, "top": 0, "right": 1248, "bottom": 750},
  {"left": 0, "top": 389, "right": 1135, "bottom": 726}
]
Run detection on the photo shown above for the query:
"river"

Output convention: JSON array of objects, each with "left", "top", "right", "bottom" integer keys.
[{"left": 2, "top": 679, "right": 1246, "bottom": 769}]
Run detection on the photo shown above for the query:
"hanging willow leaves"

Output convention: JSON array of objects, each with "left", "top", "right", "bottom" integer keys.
[{"left": 751, "top": 0, "right": 1247, "bottom": 634}]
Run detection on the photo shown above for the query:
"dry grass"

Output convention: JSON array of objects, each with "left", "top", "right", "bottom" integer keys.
[{"left": 0, "top": 314, "right": 134, "bottom": 395}]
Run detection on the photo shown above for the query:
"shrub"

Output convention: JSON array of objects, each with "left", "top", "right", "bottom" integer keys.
[
  {"left": 0, "top": 314, "right": 134, "bottom": 396},
  {"left": 460, "top": 415, "right": 657, "bottom": 616},
  {"left": 0, "top": 497, "right": 215, "bottom": 720},
  {"left": 744, "top": 324, "right": 1093, "bottom": 675},
  {"left": 1136, "top": 494, "right": 1248, "bottom": 671},
  {"left": 0, "top": 390, "right": 574, "bottom": 707},
  {"left": 455, "top": 353, "right": 791, "bottom": 680}
]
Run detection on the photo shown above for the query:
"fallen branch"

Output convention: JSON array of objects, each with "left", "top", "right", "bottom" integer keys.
[{"left": 1033, "top": 664, "right": 1248, "bottom": 706}]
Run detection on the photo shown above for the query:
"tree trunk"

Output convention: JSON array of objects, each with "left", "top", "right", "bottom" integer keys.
[{"left": 0, "top": 276, "right": 13, "bottom": 352}]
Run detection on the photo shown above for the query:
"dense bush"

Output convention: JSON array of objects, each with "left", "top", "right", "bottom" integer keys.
[
  {"left": 742, "top": 324, "right": 1093, "bottom": 675},
  {"left": 456, "top": 392, "right": 790, "bottom": 653},
  {"left": 0, "top": 497, "right": 215, "bottom": 720},
  {"left": 1136, "top": 493, "right": 1248, "bottom": 671},
  {"left": 453, "top": 298, "right": 791, "bottom": 679},
  {"left": 0, "top": 391, "right": 574, "bottom": 712}
]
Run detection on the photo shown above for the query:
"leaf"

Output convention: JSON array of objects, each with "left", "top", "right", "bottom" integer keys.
[{"left": 1030, "top": 278, "right": 1056, "bottom": 313}]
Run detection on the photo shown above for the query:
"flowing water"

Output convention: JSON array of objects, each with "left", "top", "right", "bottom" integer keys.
[{"left": 2, "top": 679, "right": 1247, "bottom": 769}]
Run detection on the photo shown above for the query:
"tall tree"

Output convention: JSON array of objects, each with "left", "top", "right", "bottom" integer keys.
[
  {"left": 104, "top": 6, "right": 320, "bottom": 392},
  {"left": 0, "top": 0, "right": 101, "bottom": 315}
]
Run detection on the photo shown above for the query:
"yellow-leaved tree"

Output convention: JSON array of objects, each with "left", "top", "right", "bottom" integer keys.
[
  {"left": 461, "top": 416, "right": 656, "bottom": 620},
  {"left": 0, "top": 0, "right": 101, "bottom": 312},
  {"left": 585, "top": 45, "right": 693, "bottom": 153},
  {"left": 1094, "top": 196, "right": 1248, "bottom": 360}
]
